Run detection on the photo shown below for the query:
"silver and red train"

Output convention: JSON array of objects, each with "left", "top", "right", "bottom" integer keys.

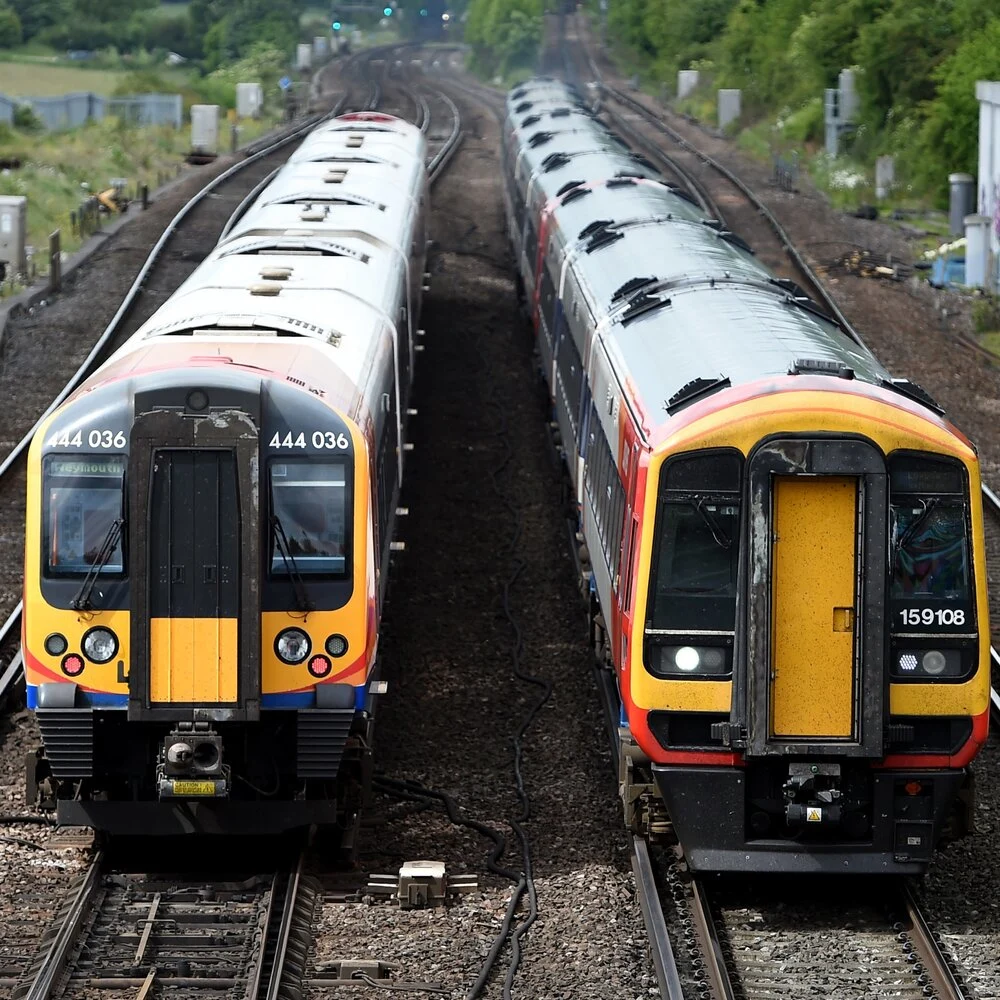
[{"left": 504, "top": 79, "right": 991, "bottom": 873}]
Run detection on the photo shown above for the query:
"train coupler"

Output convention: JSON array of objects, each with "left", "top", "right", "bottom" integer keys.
[
  {"left": 157, "top": 723, "right": 230, "bottom": 799},
  {"left": 783, "top": 762, "right": 843, "bottom": 827}
]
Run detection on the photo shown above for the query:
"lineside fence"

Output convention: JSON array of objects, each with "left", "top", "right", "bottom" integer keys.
[{"left": 0, "top": 92, "right": 182, "bottom": 130}]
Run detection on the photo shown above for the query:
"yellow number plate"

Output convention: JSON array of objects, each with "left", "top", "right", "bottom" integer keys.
[{"left": 172, "top": 780, "right": 217, "bottom": 796}]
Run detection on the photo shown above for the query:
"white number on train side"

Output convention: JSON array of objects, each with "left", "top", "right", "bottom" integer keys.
[
  {"left": 269, "top": 431, "right": 350, "bottom": 450},
  {"left": 46, "top": 429, "right": 126, "bottom": 449},
  {"left": 47, "top": 429, "right": 83, "bottom": 448},
  {"left": 898, "top": 608, "right": 966, "bottom": 627}
]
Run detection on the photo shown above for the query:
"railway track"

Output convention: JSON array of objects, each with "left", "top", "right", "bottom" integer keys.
[
  {"left": 0, "top": 48, "right": 462, "bottom": 707},
  {"left": 10, "top": 845, "right": 318, "bottom": 1000}
]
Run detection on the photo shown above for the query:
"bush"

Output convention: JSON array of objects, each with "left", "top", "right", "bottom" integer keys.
[
  {"left": 12, "top": 103, "right": 42, "bottom": 131},
  {"left": 972, "top": 296, "right": 1000, "bottom": 335}
]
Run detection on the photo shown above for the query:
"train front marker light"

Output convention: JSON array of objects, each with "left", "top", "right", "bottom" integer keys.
[
  {"left": 309, "top": 655, "right": 332, "bottom": 678},
  {"left": 61, "top": 653, "right": 85, "bottom": 677},
  {"left": 82, "top": 627, "right": 118, "bottom": 664},
  {"left": 325, "top": 633, "right": 348, "bottom": 658},
  {"left": 276, "top": 628, "right": 311, "bottom": 664},
  {"left": 44, "top": 633, "right": 68, "bottom": 656}
]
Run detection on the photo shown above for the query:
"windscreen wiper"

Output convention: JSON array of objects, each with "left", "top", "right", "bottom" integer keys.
[
  {"left": 271, "top": 515, "right": 314, "bottom": 614},
  {"left": 692, "top": 496, "right": 732, "bottom": 550},
  {"left": 71, "top": 518, "right": 124, "bottom": 612},
  {"left": 893, "top": 497, "right": 940, "bottom": 566}
]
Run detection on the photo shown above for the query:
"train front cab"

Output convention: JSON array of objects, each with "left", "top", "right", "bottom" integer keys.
[
  {"left": 24, "top": 371, "right": 376, "bottom": 834},
  {"left": 627, "top": 383, "right": 991, "bottom": 873}
]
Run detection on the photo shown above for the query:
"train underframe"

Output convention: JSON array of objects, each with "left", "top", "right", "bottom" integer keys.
[{"left": 27, "top": 702, "right": 372, "bottom": 836}]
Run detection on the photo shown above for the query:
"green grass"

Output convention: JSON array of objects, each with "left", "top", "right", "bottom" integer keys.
[
  {"left": 0, "top": 61, "right": 130, "bottom": 97},
  {"left": 977, "top": 332, "right": 1000, "bottom": 356}
]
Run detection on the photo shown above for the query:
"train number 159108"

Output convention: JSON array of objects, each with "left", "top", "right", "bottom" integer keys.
[{"left": 898, "top": 608, "right": 966, "bottom": 627}]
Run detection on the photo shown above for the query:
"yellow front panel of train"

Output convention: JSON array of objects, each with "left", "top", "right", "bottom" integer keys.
[
  {"left": 770, "top": 476, "right": 857, "bottom": 739},
  {"left": 150, "top": 617, "right": 238, "bottom": 703}
]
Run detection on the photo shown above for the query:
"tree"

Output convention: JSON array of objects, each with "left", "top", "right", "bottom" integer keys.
[
  {"left": 0, "top": 2, "right": 21, "bottom": 47},
  {"left": 916, "top": 17, "right": 1000, "bottom": 200},
  {"left": 9, "top": 0, "right": 67, "bottom": 41}
]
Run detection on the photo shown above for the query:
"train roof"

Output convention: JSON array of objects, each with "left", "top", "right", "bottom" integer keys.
[
  {"left": 550, "top": 177, "right": 705, "bottom": 243},
  {"left": 507, "top": 78, "right": 580, "bottom": 111},
  {"left": 524, "top": 148, "right": 660, "bottom": 208},
  {"left": 254, "top": 161, "right": 420, "bottom": 211},
  {"left": 118, "top": 252, "right": 397, "bottom": 349},
  {"left": 560, "top": 211, "right": 890, "bottom": 428},
  {"left": 291, "top": 127, "right": 424, "bottom": 165},
  {"left": 221, "top": 202, "right": 413, "bottom": 255}
]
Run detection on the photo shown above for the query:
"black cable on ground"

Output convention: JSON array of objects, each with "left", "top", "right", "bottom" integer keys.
[{"left": 479, "top": 320, "right": 554, "bottom": 1000}]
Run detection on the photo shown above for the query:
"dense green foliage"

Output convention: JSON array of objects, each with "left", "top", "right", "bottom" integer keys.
[
  {"left": 466, "top": 0, "right": 544, "bottom": 78},
  {"left": 603, "top": 0, "right": 1000, "bottom": 202},
  {"left": 0, "top": 0, "right": 306, "bottom": 67}
]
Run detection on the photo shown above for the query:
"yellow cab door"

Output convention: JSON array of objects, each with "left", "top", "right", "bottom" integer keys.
[
  {"left": 770, "top": 475, "right": 858, "bottom": 740},
  {"left": 148, "top": 450, "right": 239, "bottom": 705}
]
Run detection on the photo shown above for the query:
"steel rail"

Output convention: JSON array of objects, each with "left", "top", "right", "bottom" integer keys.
[
  {"left": 900, "top": 881, "right": 969, "bottom": 1000},
  {"left": 630, "top": 837, "right": 686, "bottom": 1000},
  {"left": 688, "top": 878, "right": 737, "bottom": 1000},
  {"left": 559, "top": 33, "right": 718, "bottom": 218},
  {"left": 263, "top": 855, "right": 306, "bottom": 1000},
  {"left": 427, "top": 91, "right": 463, "bottom": 182},
  {"left": 24, "top": 852, "right": 105, "bottom": 1000}
]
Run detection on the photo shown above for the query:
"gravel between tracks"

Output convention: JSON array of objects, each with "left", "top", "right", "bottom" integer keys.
[{"left": 310, "top": 84, "right": 653, "bottom": 999}]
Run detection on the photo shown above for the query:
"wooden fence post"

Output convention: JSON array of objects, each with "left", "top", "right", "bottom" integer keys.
[{"left": 48, "top": 229, "right": 61, "bottom": 293}]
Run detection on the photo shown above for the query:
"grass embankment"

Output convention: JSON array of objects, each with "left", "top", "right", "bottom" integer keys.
[
  {"left": 0, "top": 111, "right": 279, "bottom": 289},
  {"left": 0, "top": 62, "right": 132, "bottom": 97},
  {"left": 0, "top": 43, "right": 292, "bottom": 291}
]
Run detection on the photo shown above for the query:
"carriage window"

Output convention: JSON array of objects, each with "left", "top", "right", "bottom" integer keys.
[
  {"left": 647, "top": 451, "right": 742, "bottom": 632},
  {"left": 889, "top": 453, "right": 970, "bottom": 604},
  {"left": 891, "top": 503, "right": 968, "bottom": 599},
  {"left": 44, "top": 455, "right": 125, "bottom": 577},
  {"left": 270, "top": 460, "right": 350, "bottom": 577}
]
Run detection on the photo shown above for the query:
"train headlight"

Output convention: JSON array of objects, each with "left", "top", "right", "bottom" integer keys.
[
  {"left": 82, "top": 627, "right": 118, "bottom": 664},
  {"left": 325, "top": 634, "right": 348, "bottom": 658},
  {"left": 275, "top": 628, "right": 311, "bottom": 664},
  {"left": 651, "top": 644, "right": 730, "bottom": 678},
  {"left": 921, "top": 650, "right": 947, "bottom": 676}
]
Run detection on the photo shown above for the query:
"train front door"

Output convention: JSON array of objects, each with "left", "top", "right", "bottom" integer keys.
[
  {"left": 770, "top": 475, "right": 858, "bottom": 739},
  {"left": 741, "top": 438, "right": 887, "bottom": 758},
  {"left": 148, "top": 449, "right": 240, "bottom": 705}
]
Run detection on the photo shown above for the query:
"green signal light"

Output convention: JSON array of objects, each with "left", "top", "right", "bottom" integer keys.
[
  {"left": 383, "top": 5, "right": 392, "bottom": 13},
  {"left": 332, "top": 20, "right": 341, "bottom": 29},
  {"left": 419, "top": 6, "right": 427, "bottom": 13}
]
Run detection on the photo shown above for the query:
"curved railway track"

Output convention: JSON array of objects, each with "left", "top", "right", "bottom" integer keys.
[{"left": 0, "top": 47, "right": 462, "bottom": 707}]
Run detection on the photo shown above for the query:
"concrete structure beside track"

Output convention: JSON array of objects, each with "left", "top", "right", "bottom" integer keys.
[{"left": 975, "top": 80, "right": 1000, "bottom": 293}]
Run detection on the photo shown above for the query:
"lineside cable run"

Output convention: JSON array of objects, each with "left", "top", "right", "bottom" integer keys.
[{"left": 479, "top": 322, "right": 554, "bottom": 1000}]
